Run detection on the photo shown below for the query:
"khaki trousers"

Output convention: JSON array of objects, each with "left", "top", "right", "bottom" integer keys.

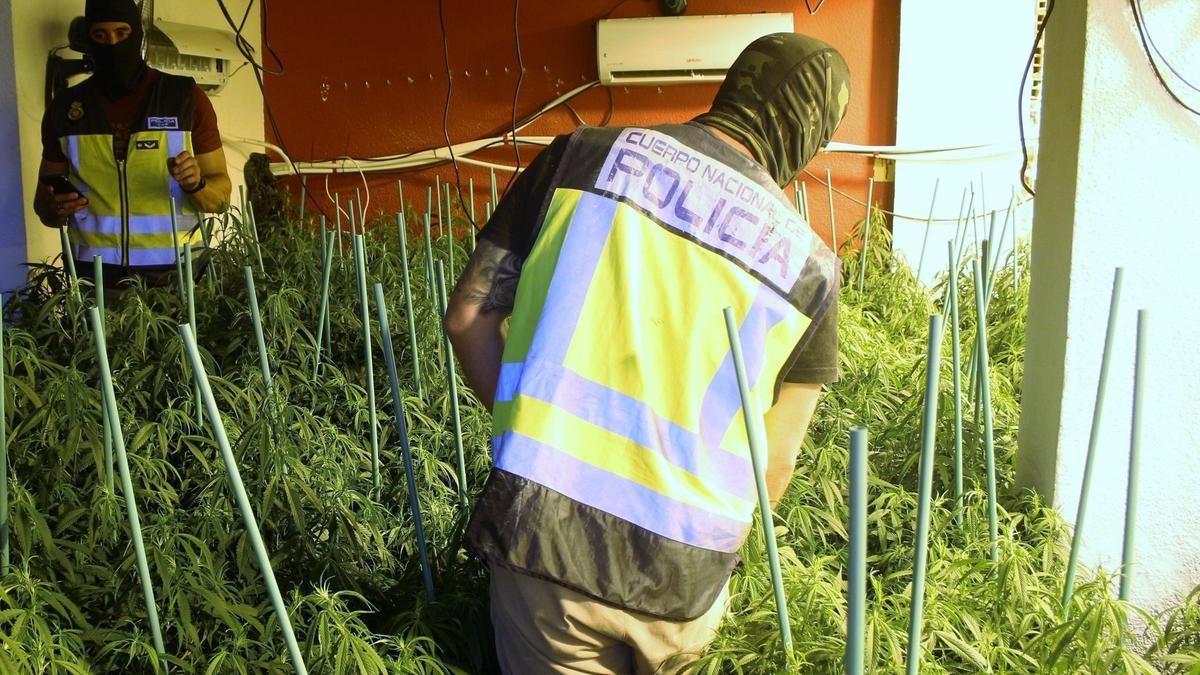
[{"left": 489, "top": 565, "right": 729, "bottom": 675}]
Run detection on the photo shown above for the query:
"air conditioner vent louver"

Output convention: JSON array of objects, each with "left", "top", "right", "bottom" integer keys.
[{"left": 597, "top": 13, "right": 794, "bottom": 87}]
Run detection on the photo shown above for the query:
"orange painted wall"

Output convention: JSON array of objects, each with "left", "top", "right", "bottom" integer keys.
[{"left": 262, "top": 0, "right": 898, "bottom": 249}]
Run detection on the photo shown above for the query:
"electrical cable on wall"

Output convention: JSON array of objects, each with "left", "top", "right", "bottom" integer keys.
[
  {"left": 1018, "top": 0, "right": 1054, "bottom": 197},
  {"left": 438, "top": 0, "right": 476, "bottom": 229},
  {"left": 504, "top": 0, "right": 526, "bottom": 198},
  {"left": 1129, "top": 0, "right": 1200, "bottom": 116}
]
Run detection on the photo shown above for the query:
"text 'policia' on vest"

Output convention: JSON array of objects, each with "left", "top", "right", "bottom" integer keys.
[
  {"left": 466, "top": 123, "right": 839, "bottom": 621},
  {"left": 48, "top": 72, "right": 203, "bottom": 270}
]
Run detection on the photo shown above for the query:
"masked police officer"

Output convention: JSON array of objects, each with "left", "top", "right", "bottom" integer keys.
[{"left": 32, "top": 0, "right": 232, "bottom": 285}]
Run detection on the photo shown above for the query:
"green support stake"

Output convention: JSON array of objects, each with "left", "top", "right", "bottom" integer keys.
[
  {"left": 335, "top": 194, "right": 344, "bottom": 258},
  {"left": 179, "top": 324, "right": 309, "bottom": 674},
  {"left": 168, "top": 198, "right": 187, "bottom": 304},
  {"left": 857, "top": 178, "right": 875, "bottom": 294},
  {"left": 185, "top": 244, "right": 202, "bottom": 419},
  {"left": 197, "top": 215, "right": 218, "bottom": 284},
  {"left": 374, "top": 283, "right": 436, "bottom": 602},
  {"left": 94, "top": 257, "right": 115, "bottom": 493},
  {"left": 986, "top": 194, "right": 1016, "bottom": 303},
  {"left": 423, "top": 213, "right": 436, "bottom": 305},
  {"left": 396, "top": 213, "right": 423, "bottom": 400},
  {"left": 723, "top": 306, "right": 793, "bottom": 657},
  {"left": 243, "top": 267, "right": 272, "bottom": 393},
  {"left": 490, "top": 167, "right": 498, "bottom": 206},
  {"left": 1119, "top": 309, "right": 1147, "bottom": 603},
  {"left": 1062, "top": 268, "right": 1124, "bottom": 617},
  {"left": 349, "top": 204, "right": 357, "bottom": 239},
  {"left": 313, "top": 233, "right": 335, "bottom": 378},
  {"left": 59, "top": 227, "right": 82, "bottom": 303},
  {"left": 0, "top": 294, "right": 8, "bottom": 574},
  {"left": 915, "top": 178, "right": 941, "bottom": 281},
  {"left": 905, "top": 315, "right": 943, "bottom": 675},
  {"left": 948, "top": 243, "right": 963, "bottom": 528},
  {"left": 352, "top": 235, "right": 381, "bottom": 493},
  {"left": 90, "top": 308, "right": 166, "bottom": 656},
  {"left": 355, "top": 187, "right": 364, "bottom": 229},
  {"left": 800, "top": 180, "right": 810, "bottom": 225},
  {"left": 444, "top": 183, "right": 455, "bottom": 277},
  {"left": 468, "top": 178, "right": 477, "bottom": 252},
  {"left": 792, "top": 179, "right": 802, "bottom": 215},
  {"left": 972, "top": 262, "right": 999, "bottom": 563},
  {"left": 435, "top": 176, "right": 444, "bottom": 240},
  {"left": 247, "top": 201, "right": 265, "bottom": 274},
  {"left": 435, "top": 262, "right": 468, "bottom": 510},
  {"left": 846, "top": 426, "right": 867, "bottom": 675},
  {"left": 826, "top": 168, "right": 837, "bottom": 254}
]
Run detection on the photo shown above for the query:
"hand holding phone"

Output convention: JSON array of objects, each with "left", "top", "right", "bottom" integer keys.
[{"left": 38, "top": 174, "right": 89, "bottom": 223}]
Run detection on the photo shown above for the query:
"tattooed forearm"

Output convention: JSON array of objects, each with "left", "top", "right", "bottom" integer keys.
[{"left": 455, "top": 240, "right": 522, "bottom": 315}]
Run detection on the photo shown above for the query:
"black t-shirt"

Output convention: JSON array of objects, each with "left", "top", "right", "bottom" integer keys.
[{"left": 479, "top": 128, "right": 839, "bottom": 385}]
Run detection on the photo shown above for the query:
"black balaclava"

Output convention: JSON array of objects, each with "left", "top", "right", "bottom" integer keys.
[
  {"left": 694, "top": 33, "right": 851, "bottom": 187},
  {"left": 85, "top": 0, "right": 147, "bottom": 99}
]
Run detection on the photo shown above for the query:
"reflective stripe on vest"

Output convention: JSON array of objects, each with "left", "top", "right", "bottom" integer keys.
[
  {"left": 62, "top": 130, "right": 198, "bottom": 267},
  {"left": 492, "top": 128, "right": 819, "bottom": 555}
]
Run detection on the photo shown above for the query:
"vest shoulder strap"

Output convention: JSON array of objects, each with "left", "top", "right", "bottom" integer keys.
[{"left": 138, "top": 72, "right": 197, "bottom": 131}]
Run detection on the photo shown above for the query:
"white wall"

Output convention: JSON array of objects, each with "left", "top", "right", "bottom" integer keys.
[
  {"left": 1018, "top": 0, "right": 1200, "bottom": 619},
  {"left": 893, "top": 1, "right": 1037, "bottom": 285},
  {"left": 11, "top": 0, "right": 264, "bottom": 269},
  {"left": 1, "top": 3, "right": 30, "bottom": 292}
]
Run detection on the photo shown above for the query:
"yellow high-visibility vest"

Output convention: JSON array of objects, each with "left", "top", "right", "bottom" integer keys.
[
  {"left": 49, "top": 73, "right": 202, "bottom": 268},
  {"left": 468, "top": 125, "right": 838, "bottom": 620}
]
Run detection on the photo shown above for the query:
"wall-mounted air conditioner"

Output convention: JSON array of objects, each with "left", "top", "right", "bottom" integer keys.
[
  {"left": 597, "top": 13, "right": 794, "bottom": 87},
  {"left": 145, "top": 2, "right": 241, "bottom": 94}
]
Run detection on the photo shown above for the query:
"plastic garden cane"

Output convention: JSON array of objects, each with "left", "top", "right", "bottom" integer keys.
[
  {"left": 242, "top": 267, "right": 273, "bottom": 394},
  {"left": 185, "top": 244, "right": 203, "bottom": 420},
  {"left": 1062, "top": 268, "right": 1124, "bottom": 616},
  {"left": 356, "top": 187, "right": 364, "bottom": 226},
  {"left": 915, "top": 178, "right": 940, "bottom": 281},
  {"left": 436, "top": 175, "right": 444, "bottom": 240},
  {"left": 374, "top": 283, "right": 436, "bottom": 602},
  {"left": 93, "top": 256, "right": 115, "bottom": 493},
  {"left": 59, "top": 227, "right": 82, "bottom": 303},
  {"left": 858, "top": 178, "right": 875, "bottom": 294},
  {"left": 423, "top": 213, "right": 436, "bottom": 306},
  {"left": 312, "top": 232, "right": 335, "bottom": 378},
  {"left": 826, "top": 168, "right": 837, "bottom": 253},
  {"left": 247, "top": 201, "right": 265, "bottom": 274},
  {"left": 90, "top": 308, "right": 166, "bottom": 656},
  {"left": 179, "top": 324, "right": 309, "bottom": 675},
  {"left": 723, "top": 306, "right": 793, "bottom": 656},
  {"left": 352, "top": 235, "right": 382, "bottom": 493},
  {"left": 1120, "top": 309, "right": 1147, "bottom": 603},
  {"left": 0, "top": 295, "right": 8, "bottom": 574},
  {"left": 948, "top": 243, "right": 964, "bottom": 528},
  {"left": 490, "top": 167, "right": 499, "bottom": 206},
  {"left": 468, "top": 177, "right": 477, "bottom": 252},
  {"left": 444, "top": 183, "right": 455, "bottom": 277},
  {"left": 168, "top": 198, "right": 188, "bottom": 303},
  {"left": 395, "top": 213, "right": 423, "bottom": 400},
  {"left": 197, "top": 215, "right": 218, "bottom": 283},
  {"left": 793, "top": 180, "right": 802, "bottom": 216},
  {"left": 846, "top": 427, "right": 868, "bottom": 675},
  {"left": 335, "top": 193, "right": 344, "bottom": 258},
  {"left": 972, "top": 261, "right": 1000, "bottom": 563},
  {"left": 800, "top": 180, "right": 810, "bottom": 225},
  {"left": 904, "top": 314, "right": 943, "bottom": 675},
  {"left": 435, "top": 262, "right": 469, "bottom": 510}
]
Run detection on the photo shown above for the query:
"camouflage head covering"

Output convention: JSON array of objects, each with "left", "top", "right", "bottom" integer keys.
[{"left": 695, "top": 33, "right": 851, "bottom": 187}]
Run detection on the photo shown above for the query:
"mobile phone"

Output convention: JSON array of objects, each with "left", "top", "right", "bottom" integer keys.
[{"left": 40, "top": 174, "right": 80, "bottom": 196}]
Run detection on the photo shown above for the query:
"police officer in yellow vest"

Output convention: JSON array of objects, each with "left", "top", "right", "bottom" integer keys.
[
  {"left": 446, "top": 34, "right": 850, "bottom": 673},
  {"left": 32, "top": 0, "right": 232, "bottom": 285}
]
